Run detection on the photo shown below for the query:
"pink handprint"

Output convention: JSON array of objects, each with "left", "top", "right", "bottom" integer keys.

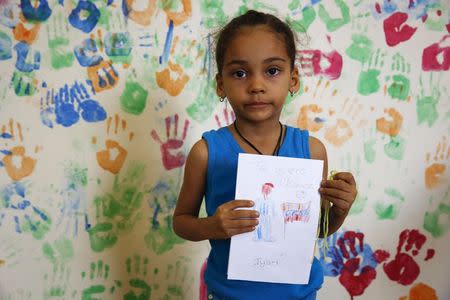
[
  {"left": 297, "top": 49, "right": 343, "bottom": 80},
  {"left": 214, "top": 105, "right": 235, "bottom": 128},
  {"left": 383, "top": 12, "right": 417, "bottom": 47},
  {"left": 422, "top": 34, "right": 450, "bottom": 71},
  {"left": 151, "top": 114, "right": 189, "bottom": 170},
  {"left": 376, "top": 229, "right": 435, "bottom": 286}
]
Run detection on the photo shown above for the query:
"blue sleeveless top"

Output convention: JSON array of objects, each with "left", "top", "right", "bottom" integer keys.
[{"left": 202, "top": 125, "right": 324, "bottom": 300}]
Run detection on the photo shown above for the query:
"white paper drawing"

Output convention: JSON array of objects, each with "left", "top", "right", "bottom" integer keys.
[{"left": 228, "top": 153, "right": 324, "bottom": 284}]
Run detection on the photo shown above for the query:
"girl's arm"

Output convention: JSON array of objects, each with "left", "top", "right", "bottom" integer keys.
[
  {"left": 173, "top": 139, "right": 259, "bottom": 241},
  {"left": 309, "top": 136, "right": 357, "bottom": 237}
]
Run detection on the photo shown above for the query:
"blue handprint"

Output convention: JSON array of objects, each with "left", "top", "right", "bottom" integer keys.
[
  {"left": 14, "top": 42, "right": 41, "bottom": 72},
  {"left": 20, "top": 0, "right": 52, "bottom": 22},
  {"left": 40, "top": 80, "right": 107, "bottom": 128},
  {"left": 317, "top": 233, "right": 344, "bottom": 277},
  {"left": 74, "top": 37, "right": 103, "bottom": 67},
  {"left": 0, "top": 182, "right": 51, "bottom": 240},
  {"left": 68, "top": 0, "right": 100, "bottom": 33}
]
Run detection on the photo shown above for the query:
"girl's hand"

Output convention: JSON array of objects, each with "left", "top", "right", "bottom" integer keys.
[
  {"left": 211, "top": 200, "right": 259, "bottom": 239},
  {"left": 319, "top": 172, "right": 357, "bottom": 217}
]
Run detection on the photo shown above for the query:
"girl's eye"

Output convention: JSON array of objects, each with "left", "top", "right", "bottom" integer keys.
[
  {"left": 267, "top": 67, "right": 280, "bottom": 76},
  {"left": 233, "top": 70, "right": 247, "bottom": 78}
]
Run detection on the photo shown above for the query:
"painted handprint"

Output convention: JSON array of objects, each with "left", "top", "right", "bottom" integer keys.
[
  {"left": 214, "top": 105, "right": 235, "bottom": 128},
  {"left": 156, "top": 61, "right": 190, "bottom": 97},
  {"left": 416, "top": 73, "right": 447, "bottom": 127},
  {"left": 93, "top": 114, "right": 134, "bottom": 174},
  {"left": 120, "top": 69, "right": 148, "bottom": 115},
  {"left": 151, "top": 114, "right": 190, "bottom": 170},
  {"left": 297, "top": 36, "right": 343, "bottom": 80},
  {"left": 123, "top": 254, "right": 159, "bottom": 300},
  {"left": 373, "top": 187, "right": 405, "bottom": 220},
  {"left": 422, "top": 34, "right": 450, "bottom": 71},
  {"left": 317, "top": 0, "right": 350, "bottom": 32},
  {"left": 424, "top": 136, "right": 449, "bottom": 189},
  {"left": 55, "top": 163, "right": 89, "bottom": 237},
  {"left": 383, "top": 12, "right": 417, "bottom": 47},
  {"left": 0, "top": 181, "right": 51, "bottom": 240},
  {"left": 87, "top": 164, "right": 145, "bottom": 252},
  {"left": 399, "top": 282, "right": 438, "bottom": 300},
  {"left": 145, "top": 177, "right": 185, "bottom": 254},
  {"left": 80, "top": 260, "right": 119, "bottom": 299},
  {"left": 318, "top": 231, "right": 378, "bottom": 298},
  {"left": 386, "top": 53, "right": 410, "bottom": 101},
  {"left": 160, "top": 257, "right": 194, "bottom": 300},
  {"left": 0, "top": 119, "right": 37, "bottom": 181},
  {"left": 39, "top": 80, "right": 107, "bottom": 128},
  {"left": 375, "top": 229, "right": 435, "bottom": 286},
  {"left": 376, "top": 107, "right": 405, "bottom": 160},
  {"left": 357, "top": 49, "right": 386, "bottom": 96},
  {"left": 47, "top": 10, "right": 74, "bottom": 69}
]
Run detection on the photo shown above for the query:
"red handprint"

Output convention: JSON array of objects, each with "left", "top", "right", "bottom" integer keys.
[
  {"left": 337, "top": 231, "right": 377, "bottom": 298},
  {"left": 151, "top": 114, "right": 189, "bottom": 170},
  {"left": 383, "top": 12, "right": 417, "bottom": 47},
  {"left": 422, "top": 34, "right": 450, "bottom": 71},
  {"left": 377, "top": 229, "right": 435, "bottom": 286}
]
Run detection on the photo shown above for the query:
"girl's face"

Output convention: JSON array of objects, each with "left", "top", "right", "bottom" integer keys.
[{"left": 216, "top": 25, "right": 299, "bottom": 124}]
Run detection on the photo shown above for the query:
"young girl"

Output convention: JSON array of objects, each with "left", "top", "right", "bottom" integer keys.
[{"left": 173, "top": 10, "right": 357, "bottom": 300}]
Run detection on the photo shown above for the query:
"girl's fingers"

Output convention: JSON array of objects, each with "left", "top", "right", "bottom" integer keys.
[
  {"left": 321, "top": 179, "right": 354, "bottom": 193},
  {"left": 227, "top": 219, "right": 259, "bottom": 228},
  {"left": 228, "top": 226, "right": 256, "bottom": 236},
  {"left": 230, "top": 209, "right": 259, "bottom": 219},
  {"left": 322, "top": 195, "right": 351, "bottom": 213},
  {"left": 319, "top": 187, "right": 354, "bottom": 201}
]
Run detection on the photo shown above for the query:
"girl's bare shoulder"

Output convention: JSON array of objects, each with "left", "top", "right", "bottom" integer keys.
[{"left": 308, "top": 136, "right": 327, "bottom": 160}]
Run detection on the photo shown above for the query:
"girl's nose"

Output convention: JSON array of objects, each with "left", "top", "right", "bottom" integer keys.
[{"left": 248, "top": 75, "right": 266, "bottom": 94}]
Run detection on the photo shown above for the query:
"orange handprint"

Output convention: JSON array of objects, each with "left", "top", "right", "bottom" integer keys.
[
  {"left": 93, "top": 114, "right": 134, "bottom": 174},
  {"left": 297, "top": 104, "right": 325, "bottom": 132},
  {"left": 156, "top": 61, "right": 190, "bottom": 97},
  {"left": 424, "top": 136, "right": 449, "bottom": 189},
  {"left": 324, "top": 119, "right": 353, "bottom": 147},
  {"left": 376, "top": 107, "right": 403, "bottom": 136},
  {"left": 1, "top": 119, "right": 37, "bottom": 181}
]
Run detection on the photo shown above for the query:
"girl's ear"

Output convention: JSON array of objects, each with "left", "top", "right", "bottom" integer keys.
[
  {"left": 290, "top": 67, "right": 300, "bottom": 93},
  {"left": 216, "top": 73, "right": 225, "bottom": 98}
]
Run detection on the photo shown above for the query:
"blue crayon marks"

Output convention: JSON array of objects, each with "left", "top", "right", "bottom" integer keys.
[
  {"left": 69, "top": 0, "right": 100, "bottom": 33},
  {"left": 159, "top": 20, "right": 174, "bottom": 64},
  {"left": 40, "top": 80, "right": 107, "bottom": 128}
]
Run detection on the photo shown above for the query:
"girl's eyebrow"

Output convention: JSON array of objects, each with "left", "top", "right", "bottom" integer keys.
[{"left": 225, "top": 57, "right": 287, "bottom": 67}]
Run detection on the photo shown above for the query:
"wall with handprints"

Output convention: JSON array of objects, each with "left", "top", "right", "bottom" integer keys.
[{"left": 0, "top": 0, "right": 449, "bottom": 299}]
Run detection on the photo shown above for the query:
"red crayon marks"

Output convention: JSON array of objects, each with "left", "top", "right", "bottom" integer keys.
[
  {"left": 422, "top": 35, "right": 450, "bottom": 71},
  {"left": 378, "top": 229, "right": 435, "bottom": 286},
  {"left": 383, "top": 12, "right": 417, "bottom": 47},
  {"left": 337, "top": 231, "right": 377, "bottom": 299}
]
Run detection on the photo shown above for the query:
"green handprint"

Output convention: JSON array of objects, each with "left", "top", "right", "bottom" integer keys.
[
  {"left": 88, "top": 164, "right": 145, "bottom": 252},
  {"left": 338, "top": 153, "right": 368, "bottom": 215},
  {"left": 424, "top": 200, "right": 450, "bottom": 238},
  {"left": 416, "top": 73, "right": 447, "bottom": 127},
  {"left": 186, "top": 77, "right": 217, "bottom": 122},
  {"left": 346, "top": 34, "right": 373, "bottom": 64},
  {"left": 47, "top": 11, "right": 74, "bottom": 69},
  {"left": 81, "top": 260, "right": 120, "bottom": 300},
  {"left": 318, "top": 0, "right": 350, "bottom": 32},
  {"left": 285, "top": 3, "right": 316, "bottom": 33},
  {"left": 374, "top": 187, "right": 405, "bottom": 220},
  {"left": 11, "top": 70, "right": 36, "bottom": 96},
  {"left": 43, "top": 266, "right": 76, "bottom": 299},
  {"left": 120, "top": 69, "right": 148, "bottom": 115},
  {"left": 384, "top": 135, "right": 406, "bottom": 160},
  {"left": 357, "top": 49, "right": 386, "bottom": 96},
  {"left": 200, "top": 0, "right": 227, "bottom": 29},
  {"left": 386, "top": 53, "right": 411, "bottom": 101},
  {"left": 160, "top": 258, "right": 193, "bottom": 300},
  {"left": 124, "top": 254, "right": 159, "bottom": 300},
  {"left": 42, "top": 238, "right": 74, "bottom": 272}
]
